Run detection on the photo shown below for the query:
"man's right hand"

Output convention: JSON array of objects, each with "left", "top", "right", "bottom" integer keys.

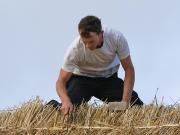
[
  {"left": 56, "top": 69, "right": 73, "bottom": 115},
  {"left": 60, "top": 99, "right": 73, "bottom": 115}
]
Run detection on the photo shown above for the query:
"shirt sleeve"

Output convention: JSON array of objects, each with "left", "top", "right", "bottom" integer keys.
[
  {"left": 116, "top": 33, "right": 130, "bottom": 60},
  {"left": 61, "top": 38, "right": 79, "bottom": 72}
]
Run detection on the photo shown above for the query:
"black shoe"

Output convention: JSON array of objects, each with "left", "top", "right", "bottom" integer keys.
[{"left": 45, "top": 100, "right": 62, "bottom": 109}]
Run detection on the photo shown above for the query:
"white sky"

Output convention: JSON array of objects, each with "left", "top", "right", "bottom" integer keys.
[{"left": 0, "top": 0, "right": 180, "bottom": 109}]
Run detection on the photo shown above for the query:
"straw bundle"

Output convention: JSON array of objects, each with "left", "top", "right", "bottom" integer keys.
[{"left": 0, "top": 97, "right": 180, "bottom": 135}]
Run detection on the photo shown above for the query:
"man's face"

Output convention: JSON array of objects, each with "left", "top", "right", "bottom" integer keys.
[{"left": 80, "top": 32, "right": 101, "bottom": 50}]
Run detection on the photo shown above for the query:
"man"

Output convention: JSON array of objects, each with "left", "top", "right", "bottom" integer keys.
[{"left": 52, "top": 15, "right": 143, "bottom": 115}]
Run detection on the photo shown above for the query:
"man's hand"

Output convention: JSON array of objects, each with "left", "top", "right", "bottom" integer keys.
[{"left": 60, "top": 99, "right": 73, "bottom": 115}]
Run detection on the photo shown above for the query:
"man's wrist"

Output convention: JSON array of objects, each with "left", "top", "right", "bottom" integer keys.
[
  {"left": 122, "top": 90, "right": 132, "bottom": 103},
  {"left": 60, "top": 95, "right": 71, "bottom": 103},
  {"left": 121, "top": 97, "right": 130, "bottom": 103}
]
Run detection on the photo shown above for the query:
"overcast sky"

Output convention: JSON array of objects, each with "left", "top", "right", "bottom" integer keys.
[{"left": 0, "top": 0, "right": 180, "bottom": 109}]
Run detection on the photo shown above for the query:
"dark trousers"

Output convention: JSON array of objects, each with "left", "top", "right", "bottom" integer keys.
[{"left": 47, "top": 73, "right": 143, "bottom": 108}]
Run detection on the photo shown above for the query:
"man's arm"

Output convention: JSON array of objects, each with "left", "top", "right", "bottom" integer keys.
[
  {"left": 56, "top": 68, "right": 73, "bottom": 114},
  {"left": 120, "top": 55, "right": 135, "bottom": 104}
]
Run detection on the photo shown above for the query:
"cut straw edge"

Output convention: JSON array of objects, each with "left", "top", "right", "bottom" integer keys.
[{"left": 0, "top": 124, "right": 179, "bottom": 131}]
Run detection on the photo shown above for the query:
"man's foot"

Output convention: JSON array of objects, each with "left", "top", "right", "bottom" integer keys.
[{"left": 45, "top": 100, "right": 62, "bottom": 109}]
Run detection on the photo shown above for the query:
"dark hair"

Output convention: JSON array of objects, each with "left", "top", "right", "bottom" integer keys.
[{"left": 78, "top": 15, "right": 102, "bottom": 37}]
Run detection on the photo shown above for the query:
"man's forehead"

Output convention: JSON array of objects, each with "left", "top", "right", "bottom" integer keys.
[
  {"left": 80, "top": 32, "right": 97, "bottom": 38},
  {"left": 88, "top": 32, "right": 97, "bottom": 36}
]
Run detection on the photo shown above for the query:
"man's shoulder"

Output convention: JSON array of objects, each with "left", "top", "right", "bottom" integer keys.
[
  {"left": 103, "top": 27, "right": 124, "bottom": 46},
  {"left": 104, "top": 27, "right": 123, "bottom": 38},
  {"left": 63, "top": 36, "right": 83, "bottom": 62},
  {"left": 67, "top": 36, "right": 84, "bottom": 51}
]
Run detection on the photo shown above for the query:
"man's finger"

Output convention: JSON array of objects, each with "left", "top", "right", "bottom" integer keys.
[
  {"left": 64, "top": 108, "right": 70, "bottom": 115},
  {"left": 69, "top": 105, "right": 73, "bottom": 113},
  {"left": 60, "top": 107, "right": 70, "bottom": 115}
]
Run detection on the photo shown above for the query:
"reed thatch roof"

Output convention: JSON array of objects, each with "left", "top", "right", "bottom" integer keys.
[{"left": 0, "top": 97, "right": 180, "bottom": 135}]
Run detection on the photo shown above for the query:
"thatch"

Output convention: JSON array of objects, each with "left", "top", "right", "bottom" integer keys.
[{"left": 0, "top": 97, "right": 180, "bottom": 135}]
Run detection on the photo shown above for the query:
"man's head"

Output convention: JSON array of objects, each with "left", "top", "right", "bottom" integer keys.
[{"left": 78, "top": 15, "right": 103, "bottom": 50}]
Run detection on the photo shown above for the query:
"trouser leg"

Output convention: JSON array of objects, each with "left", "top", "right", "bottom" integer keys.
[
  {"left": 65, "top": 75, "right": 93, "bottom": 106},
  {"left": 46, "top": 73, "right": 144, "bottom": 108},
  {"left": 94, "top": 76, "right": 143, "bottom": 106}
]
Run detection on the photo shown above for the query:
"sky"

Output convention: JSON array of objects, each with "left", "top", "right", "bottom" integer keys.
[{"left": 0, "top": 0, "right": 180, "bottom": 109}]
